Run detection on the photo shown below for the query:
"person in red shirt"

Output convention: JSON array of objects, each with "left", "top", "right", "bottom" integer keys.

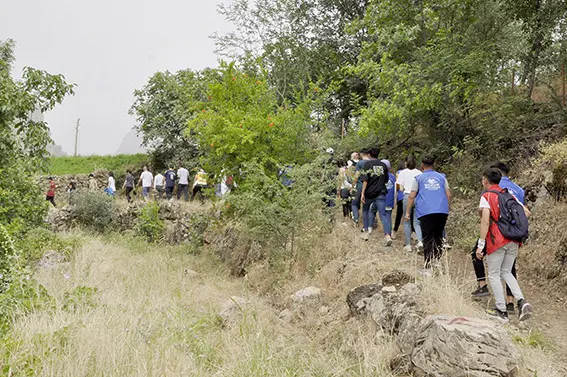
[
  {"left": 476, "top": 168, "right": 532, "bottom": 322},
  {"left": 46, "top": 177, "right": 56, "bottom": 207}
]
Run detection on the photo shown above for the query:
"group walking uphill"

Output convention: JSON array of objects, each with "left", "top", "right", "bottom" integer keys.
[{"left": 338, "top": 151, "right": 533, "bottom": 323}]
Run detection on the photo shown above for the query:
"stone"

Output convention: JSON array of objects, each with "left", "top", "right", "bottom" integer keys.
[
  {"left": 381, "top": 269, "right": 413, "bottom": 286},
  {"left": 346, "top": 283, "right": 382, "bottom": 316},
  {"left": 219, "top": 296, "right": 248, "bottom": 323},
  {"left": 292, "top": 286, "right": 321, "bottom": 303},
  {"left": 319, "top": 306, "right": 330, "bottom": 315},
  {"left": 278, "top": 309, "right": 293, "bottom": 323},
  {"left": 184, "top": 269, "right": 200, "bottom": 278},
  {"left": 411, "top": 315, "right": 520, "bottom": 377},
  {"left": 382, "top": 286, "right": 397, "bottom": 293}
]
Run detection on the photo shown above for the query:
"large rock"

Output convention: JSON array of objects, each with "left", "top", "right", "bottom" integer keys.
[{"left": 351, "top": 274, "right": 521, "bottom": 377}]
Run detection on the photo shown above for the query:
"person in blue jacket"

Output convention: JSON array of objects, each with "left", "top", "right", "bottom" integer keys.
[{"left": 406, "top": 155, "right": 452, "bottom": 271}]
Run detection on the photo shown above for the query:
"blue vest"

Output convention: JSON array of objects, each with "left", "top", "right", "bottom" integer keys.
[
  {"left": 499, "top": 177, "right": 525, "bottom": 204},
  {"left": 415, "top": 170, "right": 449, "bottom": 219},
  {"left": 385, "top": 173, "right": 396, "bottom": 209}
]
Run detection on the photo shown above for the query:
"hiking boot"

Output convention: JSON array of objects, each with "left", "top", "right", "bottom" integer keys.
[
  {"left": 518, "top": 299, "right": 533, "bottom": 321},
  {"left": 486, "top": 308, "right": 509, "bottom": 323},
  {"left": 506, "top": 302, "right": 516, "bottom": 314},
  {"left": 403, "top": 245, "right": 413, "bottom": 253},
  {"left": 385, "top": 235, "right": 393, "bottom": 247},
  {"left": 471, "top": 285, "right": 490, "bottom": 298}
]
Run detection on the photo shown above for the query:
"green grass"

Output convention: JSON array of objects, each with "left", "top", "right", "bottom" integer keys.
[{"left": 49, "top": 154, "right": 149, "bottom": 175}]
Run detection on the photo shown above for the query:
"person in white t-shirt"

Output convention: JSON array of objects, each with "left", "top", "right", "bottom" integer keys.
[
  {"left": 177, "top": 164, "right": 190, "bottom": 201},
  {"left": 107, "top": 171, "right": 116, "bottom": 197},
  {"left": 154, "top": 172, "right": 165, "bottom": 200},
  {"left": 138, "top": 166, "right": 153, "bottom": 199},
  {"left": 396, "top": 156, "right": 423, "bottom": 252}
]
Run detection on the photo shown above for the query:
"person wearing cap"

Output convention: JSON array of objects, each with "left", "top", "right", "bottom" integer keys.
[{"left": 405, "top": 155, "right": 451, "bottom": 273}]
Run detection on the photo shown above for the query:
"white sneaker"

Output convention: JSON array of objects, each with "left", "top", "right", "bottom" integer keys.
[
  {"left": 403, "top": 245, "right": 413, "bottom": 253},
  {"left": 385, "top": 235, "right": 392, "bottom": 247},
  {"left": 443, "top": 239, "right": 452, "bottom": 249},
  {"left": 417, "top": 241, "right": 424, "bottom": 250},
  {"left": 391, "top": 231, "right": 397, "bottom": 240}
]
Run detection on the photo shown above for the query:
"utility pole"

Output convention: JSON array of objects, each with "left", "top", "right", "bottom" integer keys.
[
  {"left": 74, "top": 118, "right": 80, "bottom": 157},
  {"left": 562, "top": 62, "right": 566, "bottom": 107}
]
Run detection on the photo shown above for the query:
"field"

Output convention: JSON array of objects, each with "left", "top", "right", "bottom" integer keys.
[{"left": 49, "top": 154, "right": 150, "bottom": 175}]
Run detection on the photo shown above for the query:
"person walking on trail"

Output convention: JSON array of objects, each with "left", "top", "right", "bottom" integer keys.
[
  {"left": 405, "top": 156, "right": 451, "bottom": 272},
  {"left": 471, "top": 162, "right": 526, "bottom": 313},
  {"left": 397, "top": 156, "right": 423, "bottom": 252},
  {"left": 476, "top": 168, "right": 532, "bottom": 322},
  {"left": 392, "top": 160, "right": 409, "bottom": 240},
  {"left": 106, "top": 171, "right": 116, "bottom": 197},
  {"left": 359, "top": 148, "right": 391, "bottom": 246},
  {"left": 382, "top": 159, "right": 396, "bottom": 242},
  {"left": 46, "top": 177, "right": 56, "bottom": 207},
  {"left": 88, "top": 173, "right": 98, "bottom": 191},
  {"left": 337, "top": 160, "right": 353, "bottom": 221},
  {"left": 164, "top": 166, "right": 177, "bottom": 200},
  {"left": 123, "top": 170, "right": 135, "bottom": 202},
  {"left": 139, "top": 166, "right": 153, "bottom": 200},
  {"left": 154, "top": 172, "right": 165, "bottom": 200},
  {"left": 177, "top": 164, "right": 190, "bottom": 201},
  {"left": 192, "top": 168, "right": 208, "bottom": 201},
  {"left": 351, "top": 149, "right": 370, "bottom": 227}
]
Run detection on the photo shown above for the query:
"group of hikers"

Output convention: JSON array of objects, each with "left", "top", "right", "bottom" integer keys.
[
  {"left": 45, "top": 164, "right": 220, "bottom": 205},
  {"left": 337, "top": 149, "right": 532, "bottom": 323}
]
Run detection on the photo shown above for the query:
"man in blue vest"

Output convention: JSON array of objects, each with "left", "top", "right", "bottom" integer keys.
[
  {"left": 471, "top": 162, "right": 525, "bottom": 314},
  {"left": 405, "top": 155, "right": 451, "bottom": 271}
]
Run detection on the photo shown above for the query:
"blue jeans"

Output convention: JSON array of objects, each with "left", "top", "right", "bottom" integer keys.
[
  {"left": 142, "top": 186, "right": 151, "bottom": 197},
  {"left": 403, "top": 193, "right": 422, "bottom": 245},
  {"left": 352, "top": 189, "right": 362, "bottom": 222},
  {"left": 362, "top": 195, "right": 391, "bottom": 234}
]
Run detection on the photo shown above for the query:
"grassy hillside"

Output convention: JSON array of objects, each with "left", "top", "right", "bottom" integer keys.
[{"left": 49, "top": 154, "right": 149, "bottom": 175}]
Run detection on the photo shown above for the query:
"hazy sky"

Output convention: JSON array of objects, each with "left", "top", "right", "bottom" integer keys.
[{"left": 0, "top": 0, "right": 231, "bottom": 155}]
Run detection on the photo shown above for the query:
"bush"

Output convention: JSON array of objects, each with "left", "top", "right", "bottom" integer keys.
[
  {"left": 16, "top": 227, "right": 82, "bottom": 265},
  {"left": 533, "top": 140, "right": 567, "bottom": 201},
  {"left": 69, "top": 190, "right": 117, "bottom": 232},
  {"left": 136, "top": 201, "right": 164, "bottom": 243}
]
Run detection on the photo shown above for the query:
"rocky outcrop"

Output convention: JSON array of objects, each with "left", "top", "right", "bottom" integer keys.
[{"left": 349, "top": 272, "right": 520, "bottom": 377}]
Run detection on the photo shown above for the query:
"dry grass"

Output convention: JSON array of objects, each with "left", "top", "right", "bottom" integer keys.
[{"left": 2, "top": 213, "right": 566, "bottom": 376}]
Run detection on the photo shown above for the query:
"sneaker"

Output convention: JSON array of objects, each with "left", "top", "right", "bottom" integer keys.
[
  {"left": 384, "top": 235, "right": 392, "bottom": 247},
  {"left": 486, "top": 308, "right": 509, "bottom": 323},
  {"left": 391, "top": 231, "right": 397, "bottom": 240},
  {"left": 443, "top": 238, "right": 452, "bottom": 249},
  {"left": 471, "top": 285, "right": 490, "bottom": 298},
  {"left": 506, "top": 302, "right": 516, "bottom": 314},
  {"left": 403, "top": 245, "right": 413, "bottom": 253},
  {"left": 518, "top": 299, "right": 533, "bottom": 321},
  {"left": 416, "top": 242, "right": 424, "bottom": 256}
]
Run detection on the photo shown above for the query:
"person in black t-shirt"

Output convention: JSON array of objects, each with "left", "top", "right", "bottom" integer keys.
[{"left": 359, "top": 148, "right": 392, "bottom": 246}]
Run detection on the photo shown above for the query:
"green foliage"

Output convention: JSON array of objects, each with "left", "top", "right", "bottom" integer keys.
[
  {"left": 16, "top": 227, "right": 82, "bottom": 265},
  {"left": 130, "top": 69, "right": 220, "bottom": 168},
  {"left": 0, "top": 39, "right": 74, "bottom": 229},
  {"left": 512, "top": 329, "right": 549, "bottom": 349},
  {"left": 136, "top": 202, "right": 165, "bottom": 243},
  {"left": 62, "top": 286, "right": 98, "bottom": 312},
  {"left": 188, "top": 62, "right": 314, "bottom": 177},
  {"left": 69, "top": 191, "right": 117, "bottom": 233},
  {"left": 49, "top": 154, "right": 149, "bottom": 175}
]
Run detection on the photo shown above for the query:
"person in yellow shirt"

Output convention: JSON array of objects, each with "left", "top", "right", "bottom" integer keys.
[{"left": 192, "top": 168, "right": 208, "bottom": 201}]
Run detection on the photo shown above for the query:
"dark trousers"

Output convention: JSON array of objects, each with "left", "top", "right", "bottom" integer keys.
[
  {"left": 419, "top": 213, "right": 448, "bottom": 268},
  {"left": 394, "top": 199, "right": 414, "bottom": 232},
  {"left": 471, "top": 247, "right": 518, "bottom": 297},
  {"left": 177, "top": 184, "right": 189, "bottom": 201},
  {"left": 165, "top": 186, "right": 174, "bottom": 200},
  {"left": 125, "top": 186, "right": 133, "bottom": 202},
  {"left": 46, "top": 195, "right": 56, "bottom": 207},
  {"left": 340, "top": 188, "right": 352, "bottom": 218},
  {"left": 192, "top": 185, "right": 204, "bottom": 201}
]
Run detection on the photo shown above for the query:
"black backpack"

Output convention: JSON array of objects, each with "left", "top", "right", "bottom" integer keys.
[{"left": 488, "top": 189, "right": 529, "bottom": 243}]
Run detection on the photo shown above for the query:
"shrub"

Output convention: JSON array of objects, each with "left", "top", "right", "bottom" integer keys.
[
  {"left": 69, "top": 190, "right": 117, "bottom": 232},
  {"left": 16, "top": 227, "right": 82, "bottom": 265},
  {"left": 136, "top": 201, "right": 164, "bottom": 243},
  {"left": 533, "top": 140, "right": 567, "bottom": 200}
]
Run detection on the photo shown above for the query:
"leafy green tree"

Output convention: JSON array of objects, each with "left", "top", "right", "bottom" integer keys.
[
  {"left": 0, "top": 39, "right": 75, "bottom": 229},
  {"left": 187, "top": 62, "right": 314, "bottom": 177},
  {"left": 130, "top": 68, "right": 220, "bottom": 168}
]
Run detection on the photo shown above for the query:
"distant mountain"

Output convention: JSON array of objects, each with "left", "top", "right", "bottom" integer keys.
[{"left": 116, "top": 128, "right": 147, "bottom": 155}]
